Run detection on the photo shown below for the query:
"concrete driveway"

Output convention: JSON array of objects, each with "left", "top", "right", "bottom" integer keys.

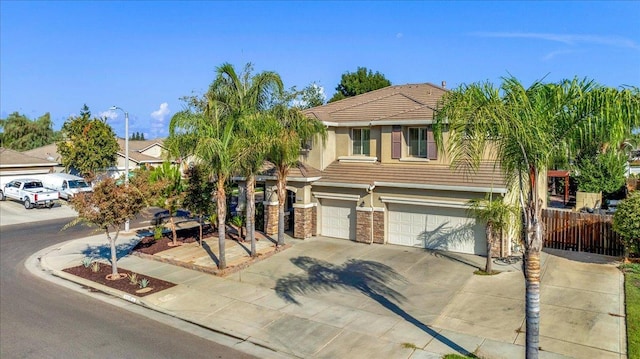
[{"left": 0, "top": 199, "right": 77, "bottom": 226}]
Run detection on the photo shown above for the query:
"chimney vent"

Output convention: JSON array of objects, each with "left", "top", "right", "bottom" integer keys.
[{"left": 441, "top": 80, "right": 447, "bottom": 88}]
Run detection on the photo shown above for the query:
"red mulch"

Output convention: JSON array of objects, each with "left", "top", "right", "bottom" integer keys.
[
  {"left": 132, "top": 225, "right": 240, "bottom": 256},
  {"left": 63, "top": 263, "right": 176, "bottom": 297}
]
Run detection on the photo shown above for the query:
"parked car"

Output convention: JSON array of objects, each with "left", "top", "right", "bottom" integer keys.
[
  {"left": 40, "top": 173, "right": 92, "bottom": 200},
  {"left": 0, "top": 179, "right": 59, "bottom": 209}
]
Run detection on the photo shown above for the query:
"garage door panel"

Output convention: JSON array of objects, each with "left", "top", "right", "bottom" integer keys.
[
  {"left": 321, "top": 199, "right": 355, "bottom": 240},
  {"left": 388, "top": 204, "right": 484, "bottom": 255}
]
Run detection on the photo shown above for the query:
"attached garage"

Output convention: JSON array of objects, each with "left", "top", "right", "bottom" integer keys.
[
  {"left": 387, "top": 202, "right": 485, "bottom": 255},
  {"left": 320, "top": 199, "right": 356, "bottom": 240}
]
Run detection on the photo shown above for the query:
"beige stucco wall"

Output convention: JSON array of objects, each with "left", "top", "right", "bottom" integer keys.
[{"left": 139, "top": 144, "right": 165, "bottom": 159}]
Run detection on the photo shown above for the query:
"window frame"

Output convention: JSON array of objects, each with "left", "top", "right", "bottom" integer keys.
[
  {"left": 351, "top": 128, "right": 371, "bottom": 156},
  {"left": 406, "top": 127, "right": 427, "bottom": 158}
]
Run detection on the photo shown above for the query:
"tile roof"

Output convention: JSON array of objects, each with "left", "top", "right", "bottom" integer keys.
[
  {"left": 116, "top": 138, "right": 165, "bottom": 152},
  {"left": 0, "top": 147, "right": 57, "bottom": 167},
  {"left": 317, "top": 161, "right": 507, "bottom": 190},
  {"left": 303, "top": 83, "right": 446, "bottom": 123},
  {"left": 258, "top": 161, "right": 323, "bottom": 180},
  {"left": 23, "top": 143, "right": 61, "bottom": 162}
]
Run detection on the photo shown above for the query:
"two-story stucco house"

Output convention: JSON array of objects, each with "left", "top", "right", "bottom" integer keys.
[{"left": 257, "top": 83, "right": 512, "bottom": 257}]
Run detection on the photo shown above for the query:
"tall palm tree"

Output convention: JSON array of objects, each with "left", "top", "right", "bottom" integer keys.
[
  {"left": 269, "top": 106, "right": 326, "bottom": 247},
  {"left": 467, "top": 194, "right": 517, "bottom": 274},
  {"left": 434, "top": 77, "right": 639, "bottom": 359},
  {"left": 208, "top": 63, "right": 284, "bottom": 257},
  {"left": 169, "top": 103, "right": 245, "bottom": 270}
]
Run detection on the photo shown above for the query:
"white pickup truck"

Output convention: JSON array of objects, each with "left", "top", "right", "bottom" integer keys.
[{"left": 0, "top": 179, "right": 59, "bottom": 209}]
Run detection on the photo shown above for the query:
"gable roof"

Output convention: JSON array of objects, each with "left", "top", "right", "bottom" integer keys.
[
  {"left": 303, "top": 83, "right": 446, "bottom": 125},
  {"left": 23, "top": 143, "right": 61, "bottom": 162},
  {"left": 0, "top": 147, "right": 57, "bottom": 168}
]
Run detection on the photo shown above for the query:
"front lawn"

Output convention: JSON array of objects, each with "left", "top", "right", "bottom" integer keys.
[{"left": 625, "top": 265, "right": 640, "bottom": 358}]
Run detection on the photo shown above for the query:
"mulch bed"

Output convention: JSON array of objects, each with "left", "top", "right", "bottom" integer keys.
[
  {"left": 63, "top": 263, "right": 176, "bottom": 297},
  {"left": 133, "top": 225, "right": 220, "bottom": 255}
]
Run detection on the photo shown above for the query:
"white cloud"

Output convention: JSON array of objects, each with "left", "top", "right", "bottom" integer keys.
[
  {"left": 471, "top": 32, "right": 639, "bottom": 49},
  {"left": 99, "top": 110, "right": 118, "bottom": 120},
  {"left": 396, "top": 32, "right": 403, "bottom": 39},
  {"left": 150, "top": 102, "right": 170, "bottom": 138},
  {"left": 542, "top": 49, "right": 576, "bottom": 61}
]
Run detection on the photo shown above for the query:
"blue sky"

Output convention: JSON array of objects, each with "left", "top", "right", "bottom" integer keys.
[{"left": 1, "top": 1, "right": 639, "bottom": 139}]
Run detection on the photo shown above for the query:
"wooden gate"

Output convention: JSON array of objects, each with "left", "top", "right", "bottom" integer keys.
[{"left": 542, "top": 209, "right": 624, "bottom": 256}]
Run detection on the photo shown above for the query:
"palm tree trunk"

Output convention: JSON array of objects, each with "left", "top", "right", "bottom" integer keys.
[
  {"left": 107, "top": 229, "right": 119, "bottom": 276},
  {"left": 276, "top": 174, "right": 286, "bottom": 247},
  {"left": 246, "top": 175, "right": 256, "bottom": 257},
  {"left": 217, "top": 178, "right": 227, "bottom": 270},
  {"left": 485, "top": 224, "right": 493, "bottom": 273},
  {"left": 525, "top": 246, "right": 541, "bottom": 359}
]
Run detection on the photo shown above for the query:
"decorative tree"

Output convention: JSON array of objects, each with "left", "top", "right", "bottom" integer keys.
[
  {"left": 183, "top": 164, "right": 216, "bottom": 246},
  {"left": 0, "top": 112, "right": 60, "bottom": 150},
  {"left": 64, "top": 178, "right": 145, "bottom": 278},
  {"left": 467, "top": 194, "right": 518, "bottom": 273}
]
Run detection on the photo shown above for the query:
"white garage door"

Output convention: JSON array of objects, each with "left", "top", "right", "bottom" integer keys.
[
  {"left": 321, "top": 199, "right": 356, "bottom": 240},
  {"left": 388, "top": 204, "right": 484, "bottom": 254}
]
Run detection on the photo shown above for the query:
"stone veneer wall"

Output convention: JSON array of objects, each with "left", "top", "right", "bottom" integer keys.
[
  {"left": 356, "top": 209, "right": 385, "bottom": 244},
  {"left": 490, "top": 234, "right": 507, "bottom": 258},
  {"left": 311, "top": 206, "right": 317, "bottom": 236},
  {"left": 264, "top": 204, "right": 278, "bottom": 235},
  {"left": 293, "top": 206, "right": 313, "bottom": 239}
]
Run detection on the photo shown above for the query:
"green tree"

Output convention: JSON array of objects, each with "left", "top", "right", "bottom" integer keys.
[
  {"left": 328, "top": 67, "right": 391, "bottom": 103},
  {"left": 613, "top": 191, "right": 640, "bottom": 259},
  {"left": 269, "top": 106, "right": 326, "bottom": 247},
  {"left": 292, "top": 83, "right": 326, "bottom": 109},
  {"left": 150, "top": 161, "right": 185, "bottom": 247},
  {"left": 183, "top": 163, "right": 216, "bottom": 246},
  {"left": 208, "top": 62, "right": 284, "bottom": 257},
  {"left": 0, "top": 112, "right": 60, "bottom": 150},
  {"left": 64, "top": 177, "right": 145, "bottom": 277},
  {"left": 57, "top": 105, "right": 119, "bottom": 180},
  {"left": 467, "top": 194, "right": 518, "bottom": 274},
  {"left": 434, "top": 77, "right": 639, "bottom": 358},
  {"left": 574, "top": 145, "right": 627, "bottom": 194}
]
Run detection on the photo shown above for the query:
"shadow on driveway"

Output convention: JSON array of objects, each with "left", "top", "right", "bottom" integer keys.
[{"left": 274, "top": 256, "right": 472, "bottom": 356}]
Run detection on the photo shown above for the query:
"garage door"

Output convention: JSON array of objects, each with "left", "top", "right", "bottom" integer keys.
[
  {"left": 388, "top": 204, "right": 484, "bottom": 254},
  {"left": 321, "top": 199, "right": 356, "bottom": 240}
]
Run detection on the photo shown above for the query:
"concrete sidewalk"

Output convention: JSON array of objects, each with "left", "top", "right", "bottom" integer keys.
[{"left": 31, "top": 232, "right": 626, "bottom": 359}]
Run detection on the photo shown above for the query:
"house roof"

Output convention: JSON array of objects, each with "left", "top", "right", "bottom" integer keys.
[
  {"left": 316, "top": 161, "right": 508, "bottom": 192},
  {"left": 116, "top": 139, "right": 166, "bottom": 164},
  {"left": 303, "top": 83, "right": 446, "bottom": 124},
  {"left": 257, "top": 161, "right": 323, "bottom": 182},
  {"left": 0, "top": 147, "right": 57, "bottom": 168},
  {"left": 23, "top": 143, "right": 61, "bottom": 162}
]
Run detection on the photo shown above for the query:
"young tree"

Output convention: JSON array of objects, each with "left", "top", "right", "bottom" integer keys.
[
  {"left": 613, "top": 191, "right": 640, "bottom": 259},
  {"left": 328, "top": 67, "right": 391, "bottom": 103},
  {"left": 150, "top": 161, "right": 185, "bottom": 247},
  {"left": 57, "top": 105, "right": 119, "bottom": 180},
  {"left": 0, "top": 112, "right": 60, "bottom": 150},
  {"left": 64, "top": 178, "right": 145, "bottom": 278},
  {"left": 183, "top": 164, "right": 216, "bottom": 246},
  {"left": 434, "top": 77, "right": 639, "bottom": 358},
  {"left": 467, "top": 195, "right": 518, "bottom": 273}
]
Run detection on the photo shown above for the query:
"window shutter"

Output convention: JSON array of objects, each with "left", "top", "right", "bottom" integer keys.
[
  {"left": 392, "top": 125, "right": 401, "bottom": 159},
  {"left": 427, "top": 128, "right": 437, "bottom": 160}
]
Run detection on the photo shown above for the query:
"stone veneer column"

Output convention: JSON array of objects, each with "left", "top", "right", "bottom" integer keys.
[
  {"left": 263, "top": 203, "right": 279, "bottom": 236},
  {"left": 355, "top": 208, "right": 385, "bottom": 244},
  {"left": 293, "top": 203, "right": 315, "bottom": 239}
]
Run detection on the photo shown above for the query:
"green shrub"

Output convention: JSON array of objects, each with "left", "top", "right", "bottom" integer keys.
[{"left": 613, "top": 192, "right": 640, "bottom": 257}]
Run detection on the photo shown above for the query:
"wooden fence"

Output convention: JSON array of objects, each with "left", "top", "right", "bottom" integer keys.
[{"left": 542, "top": 209, "right": 625, "bottom": 256}]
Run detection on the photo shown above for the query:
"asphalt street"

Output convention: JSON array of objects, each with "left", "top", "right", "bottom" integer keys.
[{"left": 0, "top": 205, "right": 256, "bottom": 359}]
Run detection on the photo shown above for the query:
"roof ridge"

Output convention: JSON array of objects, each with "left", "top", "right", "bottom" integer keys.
[{"left": 324, "top": 83, "right": 437, "bottom": 112}]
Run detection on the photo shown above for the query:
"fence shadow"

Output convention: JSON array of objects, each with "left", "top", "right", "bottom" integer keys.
[{"left": 274, "top": 256, "right": 471, "bottom": 356}]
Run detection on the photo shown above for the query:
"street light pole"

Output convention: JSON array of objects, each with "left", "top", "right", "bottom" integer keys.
[{"left": 110, "top": 106, "right": 130, "bottom": 232}]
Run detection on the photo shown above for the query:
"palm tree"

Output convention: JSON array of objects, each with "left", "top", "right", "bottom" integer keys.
[
  {"left": 467, "top": 194, "right": 517, "bottom": 274},
  {"left": 434, "top": 77, "right": 639, "bottom": 358},
  {"left": 150, "top": 161, "right": 185, "bottom": 247},
  {"left": 208, "top": 63, "right": 284, "bottom": 257},
  {"left": 269, "top": 106, "right": 326, "bottom": 247}
]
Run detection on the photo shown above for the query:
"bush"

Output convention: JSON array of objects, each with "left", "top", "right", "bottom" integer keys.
[{"left": 613, "top": 192, "right": 640, "bottom": 257}]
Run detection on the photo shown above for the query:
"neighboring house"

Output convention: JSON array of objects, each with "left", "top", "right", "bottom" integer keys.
[
  {"left": 253, "top": 83, "right": 515, "bottom": 257},
  {"left": 0, "top": 147, "right": 57, "bottom": 187},
  {"left": 106, "top": 139, "right": 167, "bottom": 178}
]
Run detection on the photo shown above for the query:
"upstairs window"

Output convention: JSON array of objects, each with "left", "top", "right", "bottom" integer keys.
[
  {"left": 407, "top": 127, "right": 427, "bottom": 158},
  {"left": 352, "top": 128, "right": 370, "bottom": 156}
]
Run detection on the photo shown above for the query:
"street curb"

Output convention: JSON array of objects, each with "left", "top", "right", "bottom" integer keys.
[{"left": 29, "top": 238, "right": 292, "bottom": 359}]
